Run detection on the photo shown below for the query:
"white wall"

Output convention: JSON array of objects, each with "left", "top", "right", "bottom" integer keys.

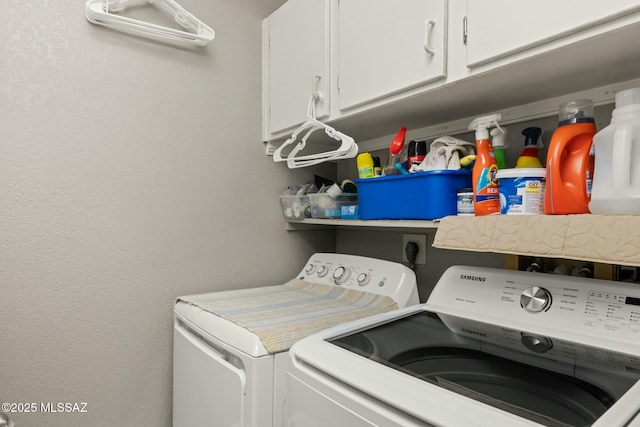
[
  {"left": 336, "top": 230, "right": 506, "bottom": 301},
  {"left": 0, "top": 1, "right": 335, "bottom": 426}
]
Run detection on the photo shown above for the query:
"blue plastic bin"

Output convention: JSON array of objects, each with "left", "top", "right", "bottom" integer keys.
[{"left": 355, "top": 170, "right": 472, "bottom": 220}]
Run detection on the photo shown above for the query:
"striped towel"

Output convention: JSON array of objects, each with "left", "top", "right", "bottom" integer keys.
[{"left": 178, "top": 279, "right": 398, "bottom": 354}]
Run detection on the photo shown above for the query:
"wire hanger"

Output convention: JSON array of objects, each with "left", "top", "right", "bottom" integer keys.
[
  {"left": 273, "top": 76, "right": 358, "bottom": 169},
  {"left": 85, "top": 0, "right": 215, "bottom": 48}
]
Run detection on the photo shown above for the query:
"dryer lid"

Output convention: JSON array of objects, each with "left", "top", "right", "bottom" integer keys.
[{"left": 176, "top": 279, "right": 397, "bottom": 356}]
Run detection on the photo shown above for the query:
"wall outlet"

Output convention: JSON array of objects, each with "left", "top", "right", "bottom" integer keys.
[{"left": 402, "top": 234, "right": 427, "bottom": 265}]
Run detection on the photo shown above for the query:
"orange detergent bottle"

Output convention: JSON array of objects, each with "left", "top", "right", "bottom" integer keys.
[
  {"left": 468, "top": 114, "right": 501, "bottom": 216},
  {"left": 544, "top": 100, "right": 597, "bottom": 214}
]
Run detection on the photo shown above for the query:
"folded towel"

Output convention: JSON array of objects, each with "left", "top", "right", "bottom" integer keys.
[
  {"left": 413, "top": 136, "right": 476, "bottom": 171},
  {"left": 177, "top": 280, "right": 398, "bottom": 354}
]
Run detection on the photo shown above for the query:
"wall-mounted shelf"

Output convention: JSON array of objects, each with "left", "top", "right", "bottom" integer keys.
[
  {"left": 433, "top": 214, "right": 640, "bottom": 268},
  {"left": 285, "top": 218, "right": 440, "bottom": 233},
  {"left": 288, "top": 214, "right": 640, "bottom": 275}
]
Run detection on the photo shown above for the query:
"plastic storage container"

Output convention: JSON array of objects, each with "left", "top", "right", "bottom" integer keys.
[
  {"left": 456, "top": 188, "right": 474, "bottom": 216},
  {"left": 280, "top": 195, "right": 310, "bottom": 219},
  {"left": 355, "top": 170, "right": 472, "bottom": 220},
  {"left": 308, "top": 193, "right": 358, "bottom": 219},
  {"left": 496, "top": 168, "right": 546, "bottom": 215},
  {"left": 590, "top": 87, "right": 640, "bottom": 214}
]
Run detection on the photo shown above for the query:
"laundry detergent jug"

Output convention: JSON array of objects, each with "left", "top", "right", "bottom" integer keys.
[
  {"left": 589, "top": 87, "right": 640, "bottom": 214},
  {"left": 544, "top": 99, "right": 596, "bottom": 215}
]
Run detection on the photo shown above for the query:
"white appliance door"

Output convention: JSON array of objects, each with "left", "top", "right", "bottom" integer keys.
[{"left": 173, "top": 323, "right": 246, "bottom": 427}]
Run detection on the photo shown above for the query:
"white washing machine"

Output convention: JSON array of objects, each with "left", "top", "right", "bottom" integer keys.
[
  {"left": 287, "top": 265, "right": 640, "bottom": 427},
  {"left": 172, "top": 253, "right": 419, "bottom": 427}
]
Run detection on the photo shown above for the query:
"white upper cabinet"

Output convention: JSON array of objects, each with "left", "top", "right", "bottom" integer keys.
[
  {"left": 263, "top": 0, "right": 640, "bottom": 146},
  {"left": 337, "top": 0, "right": 447, "bottom": 112},
  {"left": 465, "top": 1, "right": 640, "bottom": 68},
  {"left": 263, "top": 0, "right": 331, "bottom": 137}
]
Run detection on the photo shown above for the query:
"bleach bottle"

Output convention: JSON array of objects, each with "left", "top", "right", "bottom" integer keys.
[
  {"left": 544, "top": 99, "right": 596, "bottom": 214},
  {"left": 590, "top": 87, "right": 640, "bottom": 214},
  {"left": 468, "top": 114, "right": 501, "bottom": 216}
]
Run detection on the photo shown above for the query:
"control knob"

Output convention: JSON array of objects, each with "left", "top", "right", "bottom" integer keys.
[
  {"left": 521, "top": 333, "right": 553, "bottom": 354},
  {"left": 304, "top": 264, "right": 316, "bottom": 274},
  {"left": 520, "top": 286, "right": 552, "bottom": 312},
  {"left": 333, "top": 266, "right": 350, "bottom": 284},
  {"left": 316, "top": 265, "right": 328, "bottom": 277},
  {"left": 357, "top": 273, "right": 370, "bottom": 286}
]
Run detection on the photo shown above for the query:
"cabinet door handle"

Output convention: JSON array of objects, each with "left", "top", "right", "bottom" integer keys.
[{"left": 424, "top": 19, "right": 436, "bottom": 55}]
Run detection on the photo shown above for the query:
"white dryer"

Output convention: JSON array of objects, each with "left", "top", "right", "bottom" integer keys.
[
  {"left": 287, "top": 265, "right": 640, "bottom": 427},
  {"left": 172, "top": 253, "right": 419, "bottom": 427}
]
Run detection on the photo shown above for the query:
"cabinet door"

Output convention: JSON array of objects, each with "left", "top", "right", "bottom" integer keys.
[
  {"left": 337, "top": 0, "right": 447, "bottom": 111},
  {"left": 264, "top": 0, "right": 330, "bottom": 137},
  {"left": 466, "top": 0, "right": 640, "bottom": 68}
]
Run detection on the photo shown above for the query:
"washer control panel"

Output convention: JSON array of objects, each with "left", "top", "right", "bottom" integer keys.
[
  {"left": 429, "top": 266, "right": 640, "bottom": 343},
  {"left": 520, "top": 286, "right": 552, "bottom": 313},
  {"left": 297, "top": 253, "right": 419, "bottom": 307}
]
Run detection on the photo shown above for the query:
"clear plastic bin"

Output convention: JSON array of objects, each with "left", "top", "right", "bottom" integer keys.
[
  {"left": 309, "top": 193, "right": 358, "bottom": 219},
  {"left": 280, "top": 195, "right": 310, "bottom": 219}
]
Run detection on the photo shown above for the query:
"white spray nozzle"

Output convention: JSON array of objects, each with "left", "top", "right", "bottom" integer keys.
[
  {"left": 468, "top": 113, "right": 502, "bottom": 140},
  {"left": 490, "top": 127, "right": 508, "bottom": 148}
]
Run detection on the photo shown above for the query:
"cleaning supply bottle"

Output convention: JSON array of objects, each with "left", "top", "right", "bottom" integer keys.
[
  {"left": 544, "top": 99, "right": 597, "bottom": 214},
  {"left": 383, "top": 127, "right": 407, "bottom": 176},
  {"left": 490, "top": 127, "right": 507, "bottom": 170},
  {"left": 516, "top": 127, "right": 544, "bottom": 168},
  {"left": 589, "top": 87, "right": 640, "bottom": 214},
  {"left": 372, "top": 156, "right": 382, "bottom": 176},
  {"left": 407, "top": 140, "right": 427, "bottom": 169},
  {"left": 357, "top": 152, "right": 375, "bottom": 178},
  {"left": 468, "top": 114, "right": 501, "bottom": 216}
]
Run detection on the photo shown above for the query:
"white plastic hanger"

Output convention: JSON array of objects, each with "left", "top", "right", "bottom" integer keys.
[
  {"left": 85, "top": 0, "right": 215, "bottom": 48},
  {"left": 273, "top": 77, "right": 358, "bottom": 169}
]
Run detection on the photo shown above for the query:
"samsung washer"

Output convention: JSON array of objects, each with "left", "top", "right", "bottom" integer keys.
[
  {"left": 287, "top": 265, "right": 640, "bottom": 427},
  {"left": 172, "top": 253, "right": 419, "bottom": 427}
]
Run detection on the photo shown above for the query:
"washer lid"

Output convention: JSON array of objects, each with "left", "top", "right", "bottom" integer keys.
[{"left": 329, "top": 311, "right": 640, "bottom": 427}]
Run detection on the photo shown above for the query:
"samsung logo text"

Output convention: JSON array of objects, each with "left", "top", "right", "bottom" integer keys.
[{"left": 460, "top": 274, "right": 486, "bottom": 282}]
